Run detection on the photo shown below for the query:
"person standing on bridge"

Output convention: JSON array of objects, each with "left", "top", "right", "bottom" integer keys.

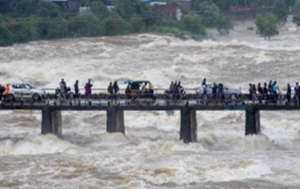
[
  {"left": 268, "top": 80, "right": 273, "bottom": 93},
  {"left": 212, "top": 83, "right": 217, "bottom": 101},
  {"left": 287, "top": 83, "right": 291, "bottom": 104},
  {"left": 272, "top": 81, "right": 278, "bottom": 103},
  {"left": 84, "top": 83, "right": 90, "bottom": 101},
  {"left": 125, "top": 83, "right": 131, "bottom": 99},
  {"left": 248, "top": 84, "right": 253, "bottom": 101},
  {"left": 113, "top": 81, "right": 119, "bottom": 99},
  {"left": 74, "top": 80, "right": 79, "bottom": 100},
  {"left": 108, "top": 82, "right": 114, "bottom": 99},
  {"left": 263, "top": 82, "right": 268, "bottom": 100},
  {"left": 87, "top": 79, "right": 93, "bottom": 96},
  {"left": 219, "top": 83, "right": 224, "bottom": 101},
  {"left": 169, "top": 81, "right": 174, "bottom": 92},
  {"left": 201, "top": 85, "right": 208, "bottom": 105},
  {"left": 60, "top": 79, "right": 66, "bottom": 101},
  {"left": 177, "top": 81, "right": 182, "bottom": 89},
  {"left": 0, "top": 84, "right": 5, "bottom": 101},
  {"left": 202, "top": 78, "right": 206, "bottom": 86},
  {"left": 295, "top": 82, "right": 299, "bottom": 103}
]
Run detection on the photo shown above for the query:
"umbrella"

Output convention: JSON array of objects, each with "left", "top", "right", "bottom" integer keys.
[{"left": 124, "top": 79, "right": 132, "bottom": 84}]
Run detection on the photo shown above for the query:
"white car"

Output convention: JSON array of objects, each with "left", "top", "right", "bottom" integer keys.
[
  {"left": 6, "top": 83, "right": 47, "bottom": 101},
  {"left": 196, "top": 82, "right": 242, "bottom": 99}
]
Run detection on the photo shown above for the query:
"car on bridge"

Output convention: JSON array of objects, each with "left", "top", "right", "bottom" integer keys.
[
  {"left": 196, "top": 82, "right": 242, "bottom": 99},
  {"left": 3, "top": 83, "right": 47, "bottom": 102},
  {"left": 124, "top": 80, "right": 156, "bottom": 100}
]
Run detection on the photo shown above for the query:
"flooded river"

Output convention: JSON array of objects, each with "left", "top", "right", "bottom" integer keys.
[{"left": 0, "top": 19, "right": 300, "bottom": 188}]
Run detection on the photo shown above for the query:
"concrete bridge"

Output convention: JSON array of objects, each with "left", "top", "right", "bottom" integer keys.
[{"left": 1, "top": 98, "right": 300, "bottom": 143}]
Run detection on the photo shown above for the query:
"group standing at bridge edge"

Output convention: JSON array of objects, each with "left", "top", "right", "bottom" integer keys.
[
  {"left": 56, "top": 79, "right": 93, "bottom": 101},
  {"left": 248, "top": 80, "right": 300, "bottom": 104}
]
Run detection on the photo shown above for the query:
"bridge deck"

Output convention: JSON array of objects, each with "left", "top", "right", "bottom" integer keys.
[{"left": 1, "top": 99, "right": 300, "bottom": 111}]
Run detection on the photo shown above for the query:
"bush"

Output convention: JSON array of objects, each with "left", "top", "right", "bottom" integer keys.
[
  {"left": 255, "top": 13, "right": 279, "bottom": 39},
  {"left": 129, "top": 14, "right": 145, "bottom": 32},
  {"left": 0, "top": 26, "right": 14, "bottom": 46},
  {"left": 90, "top": 1, "right": 110, "bottom": 19},
  {"left": 37, "top": 18, "right": 68, "bottom": 39},
  {"left": 293, "top": 0, "right": 300, "bottom": 26},
  {"left": 115, "top": 0, "right": 137, "bottom": 19},
  {"left": 273, "top": 0, "right": 288, "bottom": 24},
  {"left": 104, "top": 15, "right": 128, "bottom": 35},
  {"left": 180, "top": 13, "right": 206, "bottom": 35},
  {"left": 14, "top": 23, "right": 38, "bottom": 43},
  {"left": 68, "top": 15, "right": 106, "bottom": 37},
  {"left": 36, "top": 1, "right": 62, "bottom": 19}
]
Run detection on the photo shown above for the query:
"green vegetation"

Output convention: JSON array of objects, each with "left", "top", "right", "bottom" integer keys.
[
  {"left": 255, "top": 13, "right": 279, "bottom": 39},
  {"left": 180, "top": 13, "right": 206, "bottom": 35},
  {"left": 292, "top": 0, "right": 300, "bottom": 26},
  {"left": 0, "top": 0, "right": 299, "bottom": 46}
]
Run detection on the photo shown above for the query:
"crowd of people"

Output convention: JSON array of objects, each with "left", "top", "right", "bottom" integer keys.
[
  {"left": 166, "top": 81, "right": 189, "bottom": 99},
  {"left": 248, "top": 80, "right": 300, "bottom": 103},
  {"left": 1, "top": 78, "right": 300, "bottom": 104},
  {"left": 107, "top": 81, "right": 119, "bottom": 99},
  {"left": 56, "top": 79, "right": 93, "bottom": 101},
  {"left": 200, "top": 78, "right": 226, "bottom": 104}
]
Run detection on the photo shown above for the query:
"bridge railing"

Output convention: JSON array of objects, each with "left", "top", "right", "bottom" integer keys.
[{"left": 42, "top": 88, "right": 199, "bottom": 95}]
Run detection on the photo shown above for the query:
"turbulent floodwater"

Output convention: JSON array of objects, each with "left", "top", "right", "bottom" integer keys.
[{"left": 1, "top": 18, "right": 300, "bottom": 188}]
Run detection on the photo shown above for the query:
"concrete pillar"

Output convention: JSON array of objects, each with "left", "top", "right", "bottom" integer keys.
[
  {"left": 190, "top": 110, "right": 198, "bottom": 142},
  {"left": 52, "top": 111, "right": 62, "bottom": 137},
  {"left": 107, "top": 106, "right": 125, "bottom": 134},
  {"left": 116, "top": 110, "right": 125, "bottom": 134},
  {"left": 42, "top": 109, "right": 52, "bottom": 134},
  {"left": 245, "top": 107, "right": 260, "bottom": 135},
  {"left": 42, "top": 109, "right": 62, "bottom": 137},
  {"left": 180, "top": 107, "right": 192, "bottom": 143}
]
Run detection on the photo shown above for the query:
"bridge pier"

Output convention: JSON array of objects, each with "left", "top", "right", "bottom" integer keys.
[
  {"left": 106, "top": 106, "right": 125, "bottom": 134},
  {"left": 245, "top": 106, "right": 260, "bottom": 135},
  {"left": 42, "top": 109, "right": 62, "bottom": 137},
  {"left": 180, "top": 107, "right": 197, "bottom": 143}
]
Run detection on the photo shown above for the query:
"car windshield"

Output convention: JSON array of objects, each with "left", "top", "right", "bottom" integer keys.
[{"left": 26, "top": 83, "right": 35, "bottom": 89}]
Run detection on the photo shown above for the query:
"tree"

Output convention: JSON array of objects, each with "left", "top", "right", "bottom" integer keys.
[
  {"left": 292, "top": 0, "right": 300, "bottom": 26},
  {"left": 104, "top": 14, "right": 128, "bottom": 35},
  {"left": 193, "top": 1, "right": 222, "bottom": 27},
  {"left": 0, "top": 26, "right": 14, "bottom": 46},
  {"left": 180, "top": 13, "right": 206, "bottom": 35},
  {"left": 273, "top": 0, "right": 288, "bottom": 25},
  {"left": 255, "top": 13, "right": 279, "bottom": 39},
  {"left": 38, "top": 18, "right": 68, "bottom": 39},
  {"left": 14, "top": 21, "right": 39, "bottom": 43},
  {"left": 12, "top": 0, "right": 34, "bottom": 16},
  {"left": 90, "top": 1, "right": 110, "bottom": 19},
  {"left": 1, "top": 0, "right": 35, "bottom": 16},
  {"left": 136, "top": 2, "right": 158, "bottom": 26},
  {"left": 36, "top": 1, "right": 62, "bottom": 19},
  {"left": 192, "top": 1, "right": 233, "bottom": 34},
  {"left": 216, "top": 16, "right": 233, "bottom": 35},
  {"left": 129, "top": 14, "right": 145, "bottom": 32},
  {"left": 115, "top": 0, "right": 138, "bottom": 19}
]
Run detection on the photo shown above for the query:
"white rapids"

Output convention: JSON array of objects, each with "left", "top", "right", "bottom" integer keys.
[{"left": 0, "top": 18, "right": 300, "bottom": 187}]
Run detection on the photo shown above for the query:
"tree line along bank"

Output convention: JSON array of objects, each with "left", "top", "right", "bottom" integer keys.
[{"left": 1, "top": 0, "right": 300, "bottom": 46}]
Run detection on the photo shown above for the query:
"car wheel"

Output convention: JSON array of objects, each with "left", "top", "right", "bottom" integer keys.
[
  {"left": 33, "top": 93, "right": 40, "bottom": 101},
  {"left": 7, "top": 94, "right": 14, "bottom": 101}
]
